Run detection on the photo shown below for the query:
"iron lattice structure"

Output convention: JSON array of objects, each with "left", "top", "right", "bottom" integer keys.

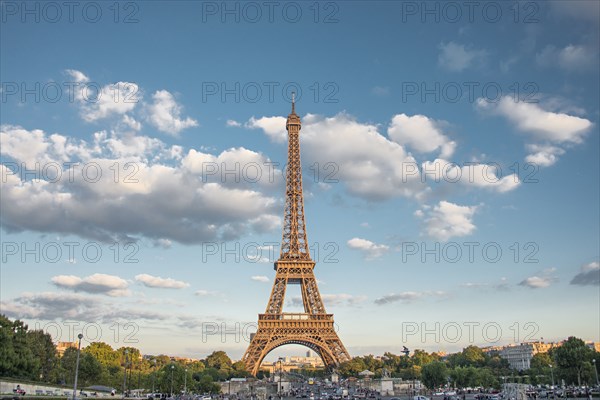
[{"left": 242, "top": 98, "right": 351, "bottom": 376}]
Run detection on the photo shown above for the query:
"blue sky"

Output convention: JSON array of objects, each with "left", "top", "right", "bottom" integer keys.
[{"left": 1, "top": 1, "right": 599, "bottom": 361}]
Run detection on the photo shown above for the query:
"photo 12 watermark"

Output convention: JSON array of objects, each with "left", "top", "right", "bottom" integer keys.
[
  {"left": 34, "top": 321, "right": 140, "bottom": 344},
  {"left": 399, "top": 241, "right": 539, "bottom": 264},
  {"left": 199, "top": 1, "right": 340, "bottom": 24},
  {"left": 201, "top": 81, "right": 339, "bottom": 104},
  {"left": 1, "top": 240, "right": 140, "bottom": 264},
  {"left": 1, "top": 1, "right": 140, "bottom": 24},
  {"left": 401, "top": 321, "right": 540, "bottom": 344},
  {"left": 399, "top": 1, "right": 540, "bottom": 24}
]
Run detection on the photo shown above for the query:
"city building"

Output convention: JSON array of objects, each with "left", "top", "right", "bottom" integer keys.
[
  {"left": 499, "top": 342, "right": 561, "bottom": 370},
  {"left": 56, "top": 341, "right": 78, "bottom": 356}
]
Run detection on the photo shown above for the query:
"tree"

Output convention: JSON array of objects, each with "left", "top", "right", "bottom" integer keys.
[
  {"left": 196, "top": 374, "right": 221, "bottom": 394},
  {"left": 552, "top": 337, "right": 594, "bottom": 385},
  {"left": 85, "top": 342, "right": 120, "bottom": 367},
  {"left": 0, "top": 315, "right": 38, "bottom": 379},
  {"left": 412, "top": 350, "right": 435, "bottom": 366},
  {"left": 26, "top": 329, "right": 56, "bottom": 381},
  {"left": 421, "top": 361, "right": 448, "bottom": 389},
  {"left": 205, "top": 351, "right": 232, "bottom": 371}
]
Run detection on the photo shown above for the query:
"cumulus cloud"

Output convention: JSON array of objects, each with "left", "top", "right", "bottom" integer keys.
[
  {"left": 226, "top": 119, "right": 242, "bottom": 127},
  {"left": 0, "top": 291, "right": 192, "bottom": 326},
  {"left": 477, "top": 97, "right": 593, "bottom": 144},
  {"left": 51, "top": 273, "right": 129, "bottom": 297},
  {"left": 135, "top": 274, "right": 190, "bottom": 289},
  {"left": 247, "top": 112, "right": 522, "bottom": 202},
  {"left": 421, "top": 159, "right": 520, "bottom": 193},
  {"left": 438, "top": 41, "right": 487, "bottom": 72},
  {"left": 245, "top": 116, "right": 287, "bottom": 143},
  {"left": 0, "top": 125, "right": 280, "bottom": 244},
  {"left": 65, "top": 69, "right": 140, "bottom": 123},
  {"left": 570, "top": 261, "right": 600, "bottom": 286},
  {"left": 251, "top": 275, "right": 269, "bottom": 283},
  {"left": 524, "top": 144, "right": 566, "bottom": 167},
  {"left": 519, "top": 276, "right": 553, "bottom": 289},
  {"left": 519, "top": 268, "right": 557, "bottom": 289},
  {"left": 347, "top": 237, "right": 389, "bottom": 260},
  {"left": 417, "top": 201, "right": 478, "bottom": 241},
  {"left": 477, "top": 96, "right": 593, "bottom": 167},
  {"left": 147, "top": 90, "right": 198, "bottom": 135},
  {"left": 388, "top": 114, "right": 455, "bottom": 157},
  {"left": 247, "top": 113, "right": 427, "bottom": 201},
  {"left": 182, "top": 146, "right": 282, "bottom": 190}
]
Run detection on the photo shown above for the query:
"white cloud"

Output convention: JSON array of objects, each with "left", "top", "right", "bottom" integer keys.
[
  {"left": 226, "top": 119, "right": 242, "bottom": 127},
  {"left": 536, "top": 44, "right": 598, "bottom": 72},
  {"left": 477, "top": 96, "right": 592, "bottom": 144},
  {"left": 417, "top": 201, "right": 478, "bottom": 241},
  {"left": 147, "top": 90, "right": 198, "bottom": 135},
  {"left": 0, "top": 126, "right": 280, "bottom": 244},
  {"left": 519, "top": 276, "right": 553, "bottom": 289},
  {"left": 251, "top": 275, "right": 269, "bottom": 283},
  {"left": 182, "top": 146, "right": 281, "bottom": 190},
  {"left": 570, "top": 261, "right": 600, "bottom": 286},
  {"left": 299, "top": 113, "right": 425, "bottom": 201},
  {"left": 245, "top": 116, "right": 287, "bottom": 143},
  {"left": 135, "top": 274, "right": 190, "bottom": 289},
  {"left": 388, "top": 114, "right": 455, "bottom": 157},
  {"left": 347, "top": 237, "right": 389, "bottom": 260},
  {"left": 438, "top": 41, "right": 487, "bottom": 72},
  {"left": 0, "top": 126, "right": 50, "bottom": 165},
  {"left": 519, "top": 268, "right": 557, "bottom": 289},
  {"left": 51, "top": 273, "right": 129, "bottom": 297},
  {"left": 524, "top": 144, "right": 565, "bottom": 167},
  {"left": 477, "top": 96, "right": 593, "bottom": 167},
  {"left": 66, "top": 69, "right": 90, "bottom": 83},
  {"left": 421, "top": 159, "right": 520, "bottom": 193}
]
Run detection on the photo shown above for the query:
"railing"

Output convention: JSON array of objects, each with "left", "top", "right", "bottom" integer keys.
[{"left": 258, "top": 313, "right": 333, "bottom": 321}]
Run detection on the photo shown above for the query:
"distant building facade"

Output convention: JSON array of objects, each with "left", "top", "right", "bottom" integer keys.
[
  {"left": 499, "top": 342, "right": 561, "bottom": 370},
  {"left": 56, "top": 341, "right": 78, "bottom": 356}
]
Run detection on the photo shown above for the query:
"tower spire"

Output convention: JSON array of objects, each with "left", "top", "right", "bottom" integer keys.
[{"left": 291, "top": 91, "right": 296, "bottom": 115}]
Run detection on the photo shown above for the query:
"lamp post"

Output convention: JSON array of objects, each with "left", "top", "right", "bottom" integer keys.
[
  {"left": 184, "top": 368, "right": 188, "bottom": 395},
  {"left": 593, "top": 359, "right": 599, "bottom": 387},
  {"left": 122, "top": 350, "right": 129, "bottom": 399},
  {"left": 170, "top": 365, "right": 175, "bottom": 398},
  {"left": 278, "top": 357, "right": 284, "bottom": 400},
  {"left": 72, "top": 333, "right": 84, "bottom": 400},
  {"left": 549, "top": 364, "right": 555, "bottom": 388}
]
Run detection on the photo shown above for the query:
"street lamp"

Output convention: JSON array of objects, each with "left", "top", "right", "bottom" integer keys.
[
  {"left": 72, "top": 333, "right": 84, "bottom": 400},
  {"left": 278, "top": 357, "right": 284, "bottom": 400},
  {"left": 170, "top": 365, "right": 175, "bottom": 398},
  {"left": 593, "top": 359, "right": 599, "bottom": 387},
  {"left": 122, "top": 350, "right": 129, "bottom": 399},
  {"left": 549, "top": 364, "right": 555, "bottom": 388},
  {"left": 184, "top": 368, "right": 188, "bottom": 395}
]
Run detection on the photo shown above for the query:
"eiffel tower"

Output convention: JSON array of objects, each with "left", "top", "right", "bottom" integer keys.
[{"left": 242, "top": 95, "right": 351, "bottom": 375}]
